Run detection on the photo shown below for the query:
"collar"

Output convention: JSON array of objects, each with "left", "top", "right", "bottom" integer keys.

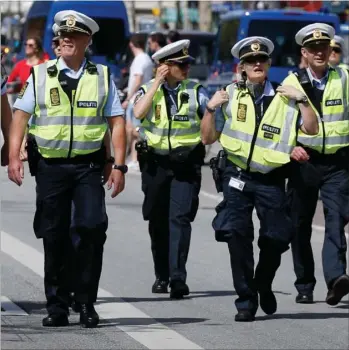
[
  {"left": 306, "top": 67, "right": 329, "bottom": 85},
  {"left": 58, "top": 57, "right": 86, "bottom": 73},
  {"left": 162, "top": 81, "right": 182, "bottom": 92},
  {"left": 249, "top": 80, "right": 275, "bottom": 104}
]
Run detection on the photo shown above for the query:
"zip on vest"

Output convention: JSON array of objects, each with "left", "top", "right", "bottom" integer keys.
[{"left": 67, "top": 89, "right": 76, "bottom": 158}]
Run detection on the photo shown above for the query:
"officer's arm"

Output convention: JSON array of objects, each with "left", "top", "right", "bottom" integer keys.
[
  {"left": 298, "top": 101, "right": 319, "bottom": 135},
  {"left": 133, "top": 81, "right": 161, "bottom": 119},
  {"left": 9, "top": 75, "right": 35, "bottom": 161}
]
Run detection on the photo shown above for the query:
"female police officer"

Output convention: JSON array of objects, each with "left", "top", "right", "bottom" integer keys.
[
  {"left": 201, "top": 36, "right": 318, "bottom": 322},
  {"left": 133, "top": 40, "right": 209, "bottom": 299}
]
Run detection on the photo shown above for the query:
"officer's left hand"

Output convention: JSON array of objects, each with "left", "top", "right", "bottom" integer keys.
[
  {"left": 276, "top": 85, "right": 306, "bottom": 101},
  {"left": 107, "top": 169, "right": 125, "bottom": 198}
]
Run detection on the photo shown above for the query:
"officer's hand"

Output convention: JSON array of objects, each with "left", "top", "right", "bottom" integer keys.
[
  {"left": 8, "top": 157, "right": 24, "bottom": 186},
  {"left": 276, "top": 85, "right": 306, "bottom": 101},
  {"left": 154, "top": 65, "right": 170, "bottom": 85},
  {"left": 290, "top": 146, "right": 309, "bottom": 163},
  {"left": 207, "top": 89, "right": 229, "bottom": 109},
  {"left": 1, "top": 142, "right": 9, "bottom": 167},
  {"left": 107, "top": 169, "right": 125, "bottom": 198}
]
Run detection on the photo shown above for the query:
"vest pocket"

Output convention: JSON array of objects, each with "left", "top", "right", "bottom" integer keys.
[
  {"left": 263, "top": 151, "right": 290, "bottom": 166},
  {"left": 229, "top": 139, "right": 242, "bottom": 152}
]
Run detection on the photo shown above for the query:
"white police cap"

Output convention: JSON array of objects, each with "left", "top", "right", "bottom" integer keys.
[
  {"left": 231, "top": 36, "right": 274, "bottom": 60},
  {"left": 152, "top": 39, "right": 193, "bottom": 64},
  {"left": 295, "top": 23, "right": 335, "bottom": 46},
  {"left": 54, "top": 10, "right": 99, "bottom": 36},
  {"left": 52, "top": 23, "right": 59, "bottom": 41},
  {"left": 330, "top": 35, "right": 345, "bottom": 50}
]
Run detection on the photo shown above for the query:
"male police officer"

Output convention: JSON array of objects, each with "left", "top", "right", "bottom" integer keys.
[
  {"left": 286, "top": 23, "right": 349, "bottom": 305},
  {"left": 133, "top": 40, "right": 209, "bottom": 299},
  {"left": 329, "top": 35, "right": 349, "bottom": 71},
  {"left": 8, "top": 10, "right": 127, "bottom": 328}
]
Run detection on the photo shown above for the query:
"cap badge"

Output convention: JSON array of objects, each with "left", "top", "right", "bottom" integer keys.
[
  {"left": 251, "top": 43, "right": 260, "bottom": 52},
  {"left": 313, "top": 30, "right": 321, "bottom": 39},
  {"left": 66, "top": 15, "right": 76, "bottom": 28},
  {"left": 330, "top": 39, "right": 336, "bottom": 47},
  {"left": 183, "top": 47, "right": 188, "bottom": 56}
]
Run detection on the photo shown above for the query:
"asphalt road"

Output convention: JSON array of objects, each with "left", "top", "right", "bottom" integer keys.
[{"left": 1, "top": 161, "right": 348, "bottom": 350}]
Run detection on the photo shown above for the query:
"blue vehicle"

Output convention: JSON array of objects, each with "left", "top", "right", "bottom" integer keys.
[
  {"left": 207, "top": 9, "right": 340, "bottom": 96},
  {"left": 339, "top": 23, "right": 349, "bottom": 64},
  {"left": 18, "top": 0, "right": 130, "bottom": 77}
]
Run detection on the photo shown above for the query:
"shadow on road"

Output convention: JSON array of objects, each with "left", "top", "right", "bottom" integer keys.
[
  {"left": 98, "top": 317, "right": 208, "bottom": 328},
  {"left": 256, "top": 310, "right": 349, "bottom": 321}
]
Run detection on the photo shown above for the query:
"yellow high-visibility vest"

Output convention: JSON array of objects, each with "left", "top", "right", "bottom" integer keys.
[
  {"left": 284, "top": 68, "right": 349, "bottom": 154},
  {"left": 220, "top": 83, "right": 299, "bottom": 174},
  {"left": 138, "top": 79, "right": 201, "bottom": 154},
  {"left": 29, "top": 59, "right": 109, "bottom": 158}
]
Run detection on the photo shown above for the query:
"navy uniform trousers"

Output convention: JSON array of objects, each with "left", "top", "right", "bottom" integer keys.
[
  {"left": 287, "top": 149, "right": 349, "bottom": 294},
  {"left": 34, "top": 157, "right": 108, "bottom": 315},
  {"left": 141, "top": 156, "right": 201, "bottom": 283},
  {"left": 213, "top": 163, "right": 293, "bottom": 314}
]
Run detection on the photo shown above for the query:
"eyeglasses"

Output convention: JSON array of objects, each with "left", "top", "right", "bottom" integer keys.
[
  {"left": 243, "top": 55, "right": 269, "bottom": 64},
  {"left": 25, "top": 43, "right": 35, "bottom": 48},
  {"left": 332, "top": 47, "right": 342, "bottom": 54}
]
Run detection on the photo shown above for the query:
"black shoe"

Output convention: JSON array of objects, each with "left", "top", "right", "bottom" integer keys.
[
  {"left": 295, "top": 293, "right": 314, "bottom": 304},
  {"left": 259, "top": 290, "right": 277, "bottom": 315},
  {"left": 79, "top": 304, "right": 99, "bottom": 328},
  {"left": 170, "top": 280, "right": 190, "bottom": 299},
  {"left": 235, "top": 310, "right": 255, "bottom": 322},
  {"left": 42, "top": 314, "right": 69, "bottom": 327},
  {"left": 326, "top": 274, "right": 349, "bottom": 306},
  {"left": 152, "top": 279, "right": 169, "bottom": 294}
]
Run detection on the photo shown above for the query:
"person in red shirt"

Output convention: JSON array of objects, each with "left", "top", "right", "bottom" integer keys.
[{"left": 7, "top": 36, "right": 48, "bottom": 94}]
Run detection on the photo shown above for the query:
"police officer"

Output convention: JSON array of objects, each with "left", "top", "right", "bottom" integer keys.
[
  {"left": 329, "top": 35, "right": 349, "bottom": 71},
  {"left": 286, "top": 23, "right": 349, "bottom": 305},
  {"left": 201, "top": 36, "right": 318, "bottom": 322},
  {"left": 52, "top": 23, "right": 61, "bottom": 58},
  {"left": 8, "top": 10, "right": 127, "bottom": 328},
  {"left": 133, "top": 40, "right": 208, "bottom": 299}
]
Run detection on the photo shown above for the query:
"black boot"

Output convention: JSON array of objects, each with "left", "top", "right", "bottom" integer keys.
[
  {"left": 42, "top": 313, "right": 69, "bottom": 327},
  {"left": 295, "top": 293, "right": 314, "bottom": 304},
  {"left": 170, "top": 280, "right": 190, "bottom": 299},
  {"left": 326, "top": 275, "right": 349, "bottom": 306},
  {"left": 152, "top": 279, "right": 169, "bottom": 293},
  {"left": 79, "top": 304, "right": 99, "bottom": 328},
  {"left": 235, "top": 310, "right": 255, "bottom": 322}
]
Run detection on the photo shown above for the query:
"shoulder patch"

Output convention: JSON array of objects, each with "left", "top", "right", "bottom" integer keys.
[{"left": 18, "top": 82, "right": 29, "bottom": 99}]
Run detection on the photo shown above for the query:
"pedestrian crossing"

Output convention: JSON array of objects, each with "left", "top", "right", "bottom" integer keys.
[{"left": 1, "top": 230, "right": 203, "bottom": 350}]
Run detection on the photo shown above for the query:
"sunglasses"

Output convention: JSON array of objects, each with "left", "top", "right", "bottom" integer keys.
[
  {"left": 165, "top": 61, "right": 190, "bottom": 68},
  {"left": 243, "top": 55, "right": 269, "bottom": 64},
  {"left": 332, "top": 47, "right": 342, "bottom": 54},
  {"left": 25, "top": 43, "right": 35, "bottom": 48}
]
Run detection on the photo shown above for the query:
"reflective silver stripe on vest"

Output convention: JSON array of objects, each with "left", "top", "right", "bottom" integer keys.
[
  {"left": 96, "top": 64, "right": 106, "bottom": 116},
  {"left": 34, "top": 135, "right": 102, "bottom": 150},
  {"left": 297, "top": 134, "right": 349, "bottom": 146},
  {"left": 33, "top": 115, "right": 105, "bottom": 126},
  {"left": 36, "top": 63, "right": 48, "bottom": 117},
  {"left": 322, "top": 113, "right": 346, "bottom": 122}
]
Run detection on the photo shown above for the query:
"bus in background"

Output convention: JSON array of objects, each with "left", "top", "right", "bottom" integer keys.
[
  {"left": 206, "top": 9, "right": 340, "bottom": 97},
  {"left": 16, "top": 0, "right": 130, "bottom": 77},
  {"left": 339, "top": 23, "right": 349, "bottom": 65}
]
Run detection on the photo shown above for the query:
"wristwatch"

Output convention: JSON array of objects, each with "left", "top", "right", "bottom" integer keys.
[
  {"left": 206, "top": 105, "right": 216, "bottom": 113},
  {"left": 296, "top": 95, "right": 309, "bottom": 104},
  {"left": 112, "top": 164, "right": 128, "bottom": 174}
]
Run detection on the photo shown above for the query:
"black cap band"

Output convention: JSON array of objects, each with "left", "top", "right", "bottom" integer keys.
[
  {"left": 239, "top": 43, "right": 269, "bottom": 59},
  {"left": 59, "top": 20, "right": 92, "bottom": 35},
  {"left": 302, "top": 31, "right": 330, "bottom": 45}
]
